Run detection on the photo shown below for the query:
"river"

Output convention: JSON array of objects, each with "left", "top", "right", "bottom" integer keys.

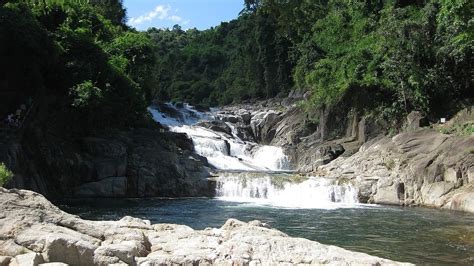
[{"left": 60, "top": 103, "right": 474, "bottom": 264}]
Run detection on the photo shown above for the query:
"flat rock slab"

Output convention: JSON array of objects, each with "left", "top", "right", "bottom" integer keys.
[{"left": 0, "top": 188, "right": 411, "bottom": 265}]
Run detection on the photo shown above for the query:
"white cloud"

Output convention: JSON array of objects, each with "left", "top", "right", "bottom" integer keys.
[
  {"left": 169, "top": 15, "right": 183, "bottom": 22},
  {"left": 129, "top": 4, "right": 189, "bottom": 27}
]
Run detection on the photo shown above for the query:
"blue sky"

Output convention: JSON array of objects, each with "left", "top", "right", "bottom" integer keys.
[{"left": 123, "top": 0, "right": 245, "bottom": 31}]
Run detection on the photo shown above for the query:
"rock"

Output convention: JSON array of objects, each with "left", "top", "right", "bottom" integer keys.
[
  {"left": 250, "top": 111, "right": 281, "bottom": 144},
  {"left": 374, "top": 180, "right": 404, "bottom": 205},
  {"left": 196, "top": 120, "right": 232, "bottom": 136},
  {"left": 468, "top": 168, "right": 474, "bottom": 183},
  {"left": 405, "top": 111, "right": 429, "bottom": 131},
  {"left": 74, "top": 176, "right": 127, "bottom": 197},
  {"left": 0, "top": 188, "right": 409, "bottom": 265},
  {"left": 9, "top": 253, "right": 44, "bottom": 266},
  {"left": 444, "top": 168, "right": 461, "bottom": 183},
  {"left": 450, "top": 191, "right": 474, "bottom": 212},
  {"left": 319, "top": 128, "right": 474, "bottom": 212},
  {"left": 235, "top": 125, "right": 255, "bottom": 142},
  {"left": 240, "top": 112, "right": 252, "bottom": 125},
  {"left": 15, "top": 224, "right": 99, "bottom": 265},
  {"left": 0, "top": 256, "right": 11, "bottom": 266},
  {"left": 94, "top": 240, "right": 148, "bottom": 265},
  {"left": 3, "top": 124, "right": 211, "bottom": 199}
]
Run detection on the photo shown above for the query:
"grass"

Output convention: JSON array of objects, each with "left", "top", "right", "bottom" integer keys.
[
  {"left": 0, "top": 162, "right": 13, "bottom": 187},
  {"left": 439, "top": 122, "right": 474, "bottom": 136}
]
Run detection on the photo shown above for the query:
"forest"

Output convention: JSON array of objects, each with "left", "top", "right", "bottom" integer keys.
[
  {"left": 150, "top": 0, "right": 472, "bottom": 122},
  {"left": 0, "top": 0, "right": 472, "bottom": 132}
]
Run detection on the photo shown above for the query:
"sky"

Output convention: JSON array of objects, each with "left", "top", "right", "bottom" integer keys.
[{"left": 123, "top": 0, "right": 245, "bottom": 31}]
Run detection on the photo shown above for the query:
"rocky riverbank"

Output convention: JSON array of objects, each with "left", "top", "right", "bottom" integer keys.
[
  {"left": 318, "top": 129, "right": 474, "bottom": 212},
  {"left": 0, "top": 188, "right": 410, "bottom": 265},
  {"left": 216, "top": 99, "right": 474, "bottom": 212}
]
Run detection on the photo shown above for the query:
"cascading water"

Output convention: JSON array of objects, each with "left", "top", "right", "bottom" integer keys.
[
  {"left": 216, "top": 172, "right": 358, "bottom": 209},
  {"left": 148, "top": 103, "right": 359, "bottom": 208},
  {"left": 148, "top": 103, "right": 290, "bottom": 171}
]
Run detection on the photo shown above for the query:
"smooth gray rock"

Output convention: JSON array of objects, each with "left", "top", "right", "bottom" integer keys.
[{"left": 9, "top": 253, "right": 44, "bottom": 266}]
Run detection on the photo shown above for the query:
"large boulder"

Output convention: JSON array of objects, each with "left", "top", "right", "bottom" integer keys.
[
  {"left": 250, "top": 111, "right": 281, "bottom": 144},
  {"left": 196, "top": 120, "right": 232, "bottom": 136}
]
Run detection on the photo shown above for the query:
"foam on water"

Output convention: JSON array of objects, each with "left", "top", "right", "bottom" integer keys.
[{"left": 216, "top": 173, "right": 358, "bottom": 209}]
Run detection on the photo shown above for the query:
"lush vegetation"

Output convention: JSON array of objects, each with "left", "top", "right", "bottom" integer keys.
[
  {"left": 0, "top": 0, "right": 156, "bottom": 132},
  {"left": 0, "top": 162, "right": 13, "bottom": 186},
  {"left": 0, "top": 0, "right": 472, "bottom": 131},
  {"left": 149, "top": 0, "right": 472, "bottom": 122}
]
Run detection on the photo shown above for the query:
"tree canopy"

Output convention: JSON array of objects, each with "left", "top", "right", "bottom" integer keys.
[{"left": 149, "top": 0, "right": 473, "bottom": 122}]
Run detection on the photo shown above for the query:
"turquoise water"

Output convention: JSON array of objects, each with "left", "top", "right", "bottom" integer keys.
[{"left": 59, "top": 198, "right": 474, "bottom": 264}]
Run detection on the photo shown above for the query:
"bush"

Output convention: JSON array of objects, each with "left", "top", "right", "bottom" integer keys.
[
  {"left": 0, "top": 163, "right": 13, "bottom": 187},
  {"left": 70, "top": 80, "right": 103, "bottom": 109}
]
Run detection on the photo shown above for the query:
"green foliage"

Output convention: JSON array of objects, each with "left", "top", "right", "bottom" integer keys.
[
  {"left": 107, "top": 32, "right": 157, "bottom": 100},
  {"left": 70, "top": 80, "right": 103, "bottom": 108},
  {"left": 439, "top": 122, "right": 474, "bottom": 136},
  {"left": 2, "top": 0, "right": 472, "bottom": 133},
  {"left": 147, "top": 12, "right": 293, "bottom": 106},
  {"left": 0, "top": 0, "right": 154, "bottom": 133},
  {"left": 0, "top": 163, "right": 13, "bottom": 187}
]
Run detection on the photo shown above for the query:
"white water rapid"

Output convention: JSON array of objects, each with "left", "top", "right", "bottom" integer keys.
[
  {"left": 149, "top": 103, "right": 358, "bottom": 208},
  {"left": 148, "top": 103, "right": 289, "bottom": 171},
  {"left": 216, "top": 172, "right": 358, "bottom": 209}
]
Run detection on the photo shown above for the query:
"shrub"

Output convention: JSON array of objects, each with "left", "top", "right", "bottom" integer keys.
[
  {"left": 0, "top": 163, "right": 13, "bottom": 187},
  {"left": 70, "top": 80, "right": 103, "bottom": 109}
]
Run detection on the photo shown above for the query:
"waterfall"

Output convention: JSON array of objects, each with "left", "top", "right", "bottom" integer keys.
[
  {"left": 148, "top": 103, "right": 358, "bottom": 209},
  {"left": 216, "top": 173, "right": 358, "bottom": 209},
  {"left": 148, "top": 103, "right": 290, "bottom": 171}
]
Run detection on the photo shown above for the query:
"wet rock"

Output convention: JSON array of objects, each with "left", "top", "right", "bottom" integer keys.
[
  {"left": 196, "top": 120, "right": 232, "bottom": 136},
  {"left": 250, "top": 111, "right": 280, "bottom": 144}
]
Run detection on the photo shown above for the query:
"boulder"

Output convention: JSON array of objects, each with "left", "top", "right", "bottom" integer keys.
[
  {"left": 450, "top": 191, "right": 474, "bottom": 212},
  {"left": 405, "top": 111, "right": 429, "bottom": 131},
  {"left": 9, "top": 253, "right": 44, "bottom": 266},
  {"left": 373, "top": 179, "right": 404, "bottom": 205},
  {"left": 250, "top": 111, "right": 280, "bottom": 144},
  {"left": 196, "top": 120, "right": 232, "bottom": 136}
]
